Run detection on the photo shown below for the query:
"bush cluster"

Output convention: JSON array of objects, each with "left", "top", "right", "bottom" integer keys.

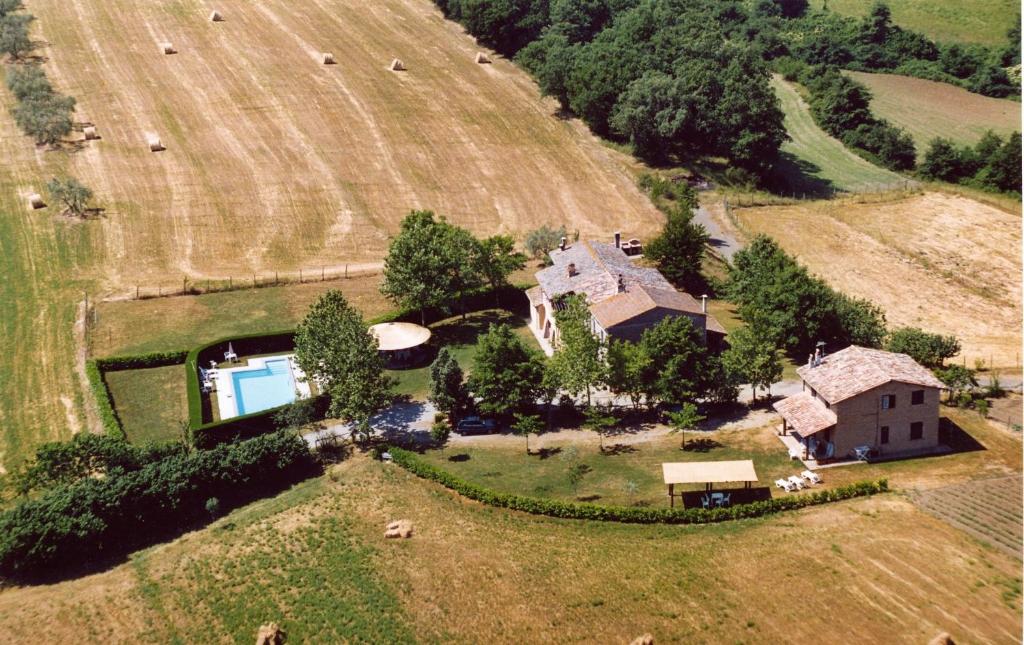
[
  {"left": 919, "top": 132, "right": 1021, "bottom": 195},
  {"left": 388, "top": 447, "right": 889, "bottom": 525},
  {"left": 4, "top": 55, "right": 77, "bottom": 146},
  {"left": 0, "top": 431, "right": 317, "bottom": 580}
]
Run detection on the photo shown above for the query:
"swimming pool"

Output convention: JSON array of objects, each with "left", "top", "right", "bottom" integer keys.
[{"left": 231, "top": 358, "right": 296, "bottom": 416}]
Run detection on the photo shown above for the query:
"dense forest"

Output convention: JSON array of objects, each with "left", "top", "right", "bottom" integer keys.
[{"left": 435, "top": 0, "right": 1021, "bottom": 184}]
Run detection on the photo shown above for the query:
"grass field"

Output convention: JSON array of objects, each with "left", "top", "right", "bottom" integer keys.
[
  {"left": 104, "top": 365, "right": 188, "bottom": 445},
  {"left": 914, "top": 475, "right": 1023, "bottom": 559},
  {"left": 846, "top": 71, "right": 1022, "bottom": 159},
  {"left": 0, "top": 413, "right": 1018, "bottom": 643},
  {"left": 734, "top": 191, "right": 1022, "bottom": 367},
  {"left": 809, "top": 0, "right": 1018, "bottom": 46},
  {"left": 0, "top": 0, "right": 661, "bottom": 470},
  {"left": 770, "top": 76, "right": 905, "bottom": 195}
]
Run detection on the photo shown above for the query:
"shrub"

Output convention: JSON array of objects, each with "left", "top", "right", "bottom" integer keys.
[
  {"left": 0, "top": 431, "right": 317, "bottom": 580},
  {"left": 975, "top": 399, "right": 990, "bottom": 417},
  {"left": 388, "top": 447, "right": 889, "bottom": 525},
  {"left": 85, "top": 359, "right": 124, "bottom": 439}
]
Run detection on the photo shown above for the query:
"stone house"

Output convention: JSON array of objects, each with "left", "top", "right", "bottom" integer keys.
[
  {"left": 524, "top": 235, "right": 726, "bottom": 355},
  {"left": 773, "top": 345, "right": 946, "bottom": 461}
]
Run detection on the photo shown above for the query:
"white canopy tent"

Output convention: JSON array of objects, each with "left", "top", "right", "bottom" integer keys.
[{"left": 661, "top": 460, "right": 759, "bottom": 507}]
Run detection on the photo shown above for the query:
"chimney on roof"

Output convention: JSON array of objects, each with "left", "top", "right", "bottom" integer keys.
[
  {"left": 559, "top": 236, "right": 567, "bottom": 251},
  {"left": 614, "top": 231, "right": 621, "bottom": 249},
  {"left": 617, "top": 273, "right": 626, "bottom": 293},
  {"left": 808, "top": 353, "right": 814, "bottom": 368},
  {"left": 567, "top": 262, "right": 577, "bottom": 277},
  {"left": 700, "top": 294, "right": 708, "bottom": 314}
]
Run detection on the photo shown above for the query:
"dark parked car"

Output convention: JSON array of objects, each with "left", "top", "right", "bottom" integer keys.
[{"left": 455, "top": 416, "right": 497, "bottom": 435}]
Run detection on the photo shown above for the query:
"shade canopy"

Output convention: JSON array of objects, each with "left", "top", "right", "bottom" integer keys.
[
  {"left": 662, "top": 460, "right": 758, "bottom": 485},
  {"left": 369, "top": 322, "right": 431, "bottom": 352}
]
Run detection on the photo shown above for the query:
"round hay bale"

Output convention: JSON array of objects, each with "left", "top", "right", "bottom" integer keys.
[
  {"left": 384, "top": 519, "right": 413, "bottom": 538},
  {"left": 389, "top": 58, "right": 405, "bottom": 71},
  {"left": 629, "top": 635, "right": 654, "bottom": 645},
  {"left": 475, "top": 52, "right": 491, "bottom": 64},
  {"left": 147, "top": 135, "right": 164, "bottom": 152},
  {"left": 209, "top": 10, "right": 223, "bottom": 21},
  {"left": 27, "top": 193, "right": 45, "bottom": 210},
  {"left": 928, "top": 633, "right": 955, "bottom": 645},
  {"left": 83, "top": 126, "right": 98, "bottom": 140},
  {"left": 322, "top": 52, "right": 335, "bottom": 65},
  {"left": 255, "top": 622, "right": 285, "bottom": 645},
  {"left": 160, "top": 42, "right": 176, "bottom": 55}
]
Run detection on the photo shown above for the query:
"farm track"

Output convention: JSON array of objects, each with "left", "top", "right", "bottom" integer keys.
[
  {"left": 0, "top": 0, "right": 663, "bottom": 467},
  {"left": 913, "top": 475, "right": 1024, "bottom": 559}
]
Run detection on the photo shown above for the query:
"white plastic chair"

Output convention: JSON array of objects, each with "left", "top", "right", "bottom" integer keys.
[
  {"left": 788, "top": 475, "right": 806, "bottom": 490},
  {"left": 720, "top": 493, "right": 731, "bottom": 507},
  {"left": 700, "top": 494, "right": 710, "bottom": 509},
  {"left": 775, "top": 479, "right": 794, "bottom": 492},
  {"left": 802, "top": 470, "right": 822, "bottom": 484}
]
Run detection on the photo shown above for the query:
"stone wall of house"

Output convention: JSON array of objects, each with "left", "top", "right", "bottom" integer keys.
[{"left": 830, "top": 381, "right": 941, "bottom": 458}]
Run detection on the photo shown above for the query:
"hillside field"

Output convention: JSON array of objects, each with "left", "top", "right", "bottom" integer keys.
[
  {"left": 734, "top": 192, "right": 1022, "bottom": 367},
  {"left": 0, "top": 414, "right": 1019, "bottom": 643},
  {"left": 769, "top": 76, "right": 906, "bottom": 196},
  {"left": 0, "top": 0, "right": 662, "bottom": 469},
  {"left": 847, "top": 71, "right": 1022, "bottom": 159},
  {"left": 809, "top": 0, "right": 1018, "bottom": 46}
]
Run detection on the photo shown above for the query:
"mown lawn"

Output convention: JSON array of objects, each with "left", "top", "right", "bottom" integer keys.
[
  {"left": 770, "top": 75, "right": 906, "bottom": 195},
  {"left": 104, "top": 365, "right": 189, "bottom": 445}
]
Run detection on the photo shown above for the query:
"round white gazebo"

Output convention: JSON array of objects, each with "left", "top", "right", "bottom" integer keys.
[{"left": 369, "top": 322, "right": 432, "bottom": 367}]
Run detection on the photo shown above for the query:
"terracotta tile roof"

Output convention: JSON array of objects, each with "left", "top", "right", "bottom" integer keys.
[
  {"left": 536, "top": 240, "right": 724, "bottom": 335},
  {"left": 772, "top": 392, "right": 837, "bottom": 437},
  {"left": 798, "top": 346, "right": 946, "bottom": 404}
]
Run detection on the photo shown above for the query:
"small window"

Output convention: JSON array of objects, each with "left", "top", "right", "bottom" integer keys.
[
  {"left": 910, "top": 422, "right": 923, "bottom": 440},
  {"left": 881, "top": 394, "right": 896, "bottom": 409},
  {"left": 911, "top": 390, "right": 924, "bottom": 405},
  {"left": 880, "top": 426, "right": 889, "bottom": 444}
]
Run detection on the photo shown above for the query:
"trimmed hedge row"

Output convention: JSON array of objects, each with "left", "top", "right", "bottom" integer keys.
[
  {"left": 85, "top": 359, "right": 124, "bottom": 440},
  {"left": 94, "top": 349, "right": 189, "bottom": 372},
  {"left": 388, "top": 447, "right": 889, "bottom": 524},
  {"left": 85, "top": 350, "right": 191, "bottom": 440}
]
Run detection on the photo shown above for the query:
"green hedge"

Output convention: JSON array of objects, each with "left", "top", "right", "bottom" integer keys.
[
  {"left": 85, "top": 350, "right": 190, "bottom": 441},
  {"left": 85, "top": 360, "right": 124, "bottom": 440},
  {"left": 388, "top": 448, "right": 889, "bottom": 524},
  {"left": 94, "top": 350, "right": 189, "bottom": 372}
]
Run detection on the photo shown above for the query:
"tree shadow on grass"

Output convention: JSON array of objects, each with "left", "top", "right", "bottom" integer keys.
[
  {"left": 766, "top": 151, "right": 838, "bottom": 199},
  {"left": 536, "top": 446, "right": 562, "bottom": 460},
  {"left": 429, "top": 310, "right": 521, "bottom": 349},
  {"left": 447, "top": 453, "right": 470, "bottom": 462},
  {"left": 576, "top": 494, "right": 602, "bottom": 502},
  {"left": 600, "top": 443, "right": 637, "bottom": 456},
  {"left": 682, "top": 438, "right": 724, "bottom": 453}
]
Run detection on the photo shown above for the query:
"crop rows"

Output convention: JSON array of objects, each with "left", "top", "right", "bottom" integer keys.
[{"left": 914, "top": 476, "right": 1023, "bottom": 559}]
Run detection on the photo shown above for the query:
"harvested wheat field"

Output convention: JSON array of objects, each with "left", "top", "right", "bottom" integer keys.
[
  {"left": 36, "top": 0, "right": 661, "bottom": 285},
  {"left": 735, "top": 192, "right": 1022, "bottom": 366},
  {"left": 0, "top": 0, "right": 661, "bottom": 467},
  {"left": 846, "top": 71, "right": 1022, "bottom": 159}
]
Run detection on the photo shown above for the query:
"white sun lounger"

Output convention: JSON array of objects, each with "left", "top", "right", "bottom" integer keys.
[
  {"left": 801, "top": 470, "right": 822, "bottom": 484},
  {"left": 775, "top": 478, "right": 795, "bottom": 492},
  {"left": 787, "top": 475, "right": 806, "bottom": 490}
]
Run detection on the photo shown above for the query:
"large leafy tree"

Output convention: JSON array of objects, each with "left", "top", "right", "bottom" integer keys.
[
  {"left": 0, "top": 12, "right": 33, "bottom": 60},
  {"left": 294, "top": 290, "right": 393, "bottom": 439},
  {"left": 638, "top": 316, "right": 708, "bottom": 405},
  {"left": 549, "top": 294, "right": 605, "bottom": 407},
  {"left": 428, "top": 347, "right": 466, "bottom": 420},
  {"left": 476, "top": 234, "right": 526, "bottom": 303},
  {"left": 46, "top": 176, "right": 92, "bottom": 217},
  {"left": 467, "top": 323, "right": 545, "bottom": 416},
  {"left": 604, "top": 338, "right": 650, "bottom": 410},
  {"left": 885, "top": 327, "right": 960, "bottom": 369},
  {"left": 644, "top": 200, "right": 708, "bottom": 290},
  {"left": 381, "top": 210, "right": 483, "bottom": 324},
  {"left": 721, "top": 318, "right": 783, "bottom": 403}
]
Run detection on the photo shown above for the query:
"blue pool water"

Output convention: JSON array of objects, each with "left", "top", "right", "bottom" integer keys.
[{"left": 232, "top": 358, "right": 296, "bottom": 416}]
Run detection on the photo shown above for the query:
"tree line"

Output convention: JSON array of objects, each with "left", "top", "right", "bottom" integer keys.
[
  {"left": 0, "top": 431, "right": 317, "bottom": 580},
  {"left": 433, "top": 1, "right": 1018, "bottom": 185},
  {"left": 919, "top": 131, "right": 1022, "bottom": 195},
  {"left": 2, "top": 2, "right": 77, "bottom": 147}
]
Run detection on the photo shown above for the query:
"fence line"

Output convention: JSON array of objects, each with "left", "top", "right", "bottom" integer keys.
[{"left": 100, "top": 264, "right": 382, "bottom": 303}]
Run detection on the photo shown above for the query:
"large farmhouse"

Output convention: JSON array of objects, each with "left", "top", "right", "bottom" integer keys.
[
  {"left": 525, "top": 235, "right": 726, "bottom": 354},
  {"left": 774, "top": 346, "right": 946, "bottom": 462}
]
